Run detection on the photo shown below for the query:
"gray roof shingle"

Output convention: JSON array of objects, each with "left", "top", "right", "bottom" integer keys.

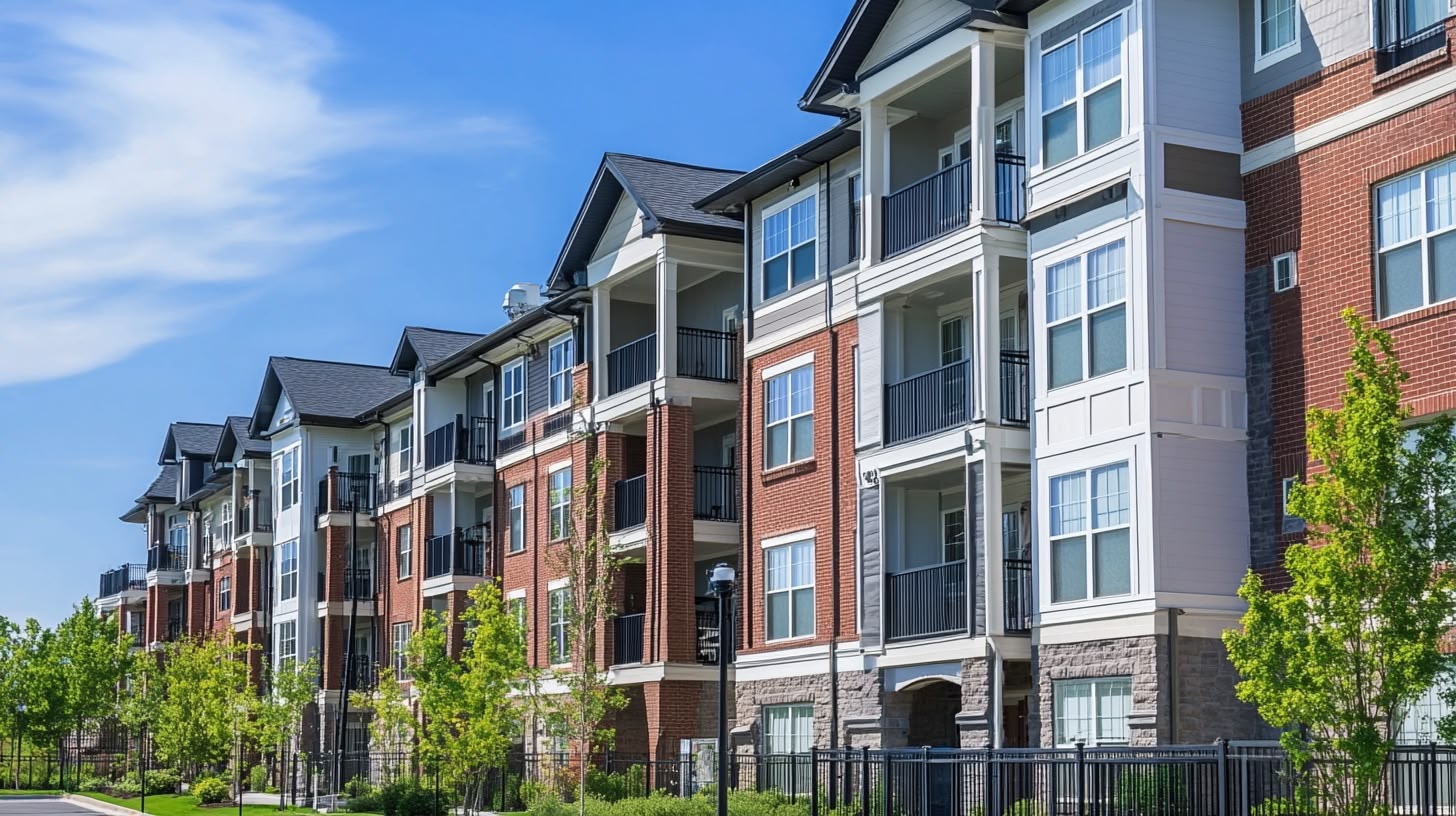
[
  {"left": 267, "top": 357, "right": 409, "bottom": 425},
  {"left": 393, "top": 326, "right": 485, "bottom": 375},
  {"left": 604, "top": 153, "right": 743, "bottom": 233},
  {"left": 140, "top": 466, "right": 178, "bottom": 503},
  {"left": 168, "top": 422, "right": 224, "bottom": 459},
  {"left": 216, "top": 415, "right": 269, "bottom": 463}
]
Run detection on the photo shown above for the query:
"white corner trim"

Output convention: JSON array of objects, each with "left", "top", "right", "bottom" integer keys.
[
  {"left": 760, "top": 351, "right": 816, "bottom": 381},
  {"left": 547, "top": 458, "right": 572, "bottom": 474},
  {"left": 548, "top": 577, "right": 570, "bottom": 591},
  {"left": 506, "top": 587, "right": 526, "bottom": 600},
  {"left": 761, "top": 528, "right": 816, "bottom": 549}
]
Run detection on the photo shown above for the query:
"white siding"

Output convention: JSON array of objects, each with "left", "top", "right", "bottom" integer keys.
[
  {"left": 1155, "top": 0, "right": 1241, "bottom": 140},
  {"left": 1160, "top": 221, "right": 1245, "bottom": 378},
  {"left": 591, "top": 192, "right": 643, "bottom": 264},
  {"left": 856, "top": 308, "right": 883, "bottom": 449},
  {"left": 862, "top": 0, "right": 969, "bottom": 70},
  {"left": 1150, "top": 436, "right": 1249, "bottom": 597}
]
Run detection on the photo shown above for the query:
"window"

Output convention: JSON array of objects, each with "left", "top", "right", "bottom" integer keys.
[
  {"left": 509, "top": 596, "right": 528, "bottom": 652},
  {"left": 1376, "top": 0, "right": 1449, "bottom": 70},
  {"left": 1047, "top": 239, "right": 1127, "bottom": 388},
  {"left": 549, "top": 467, "right": 572, "bottom": 541},
  {"left": 940, "top": 317, "right": 966, "bottom": 367},
  {"left": 848, "top": 174, "right": 862, "bottom": 262},
  {"left": 508, "top": 485, "right": 526, "bottom": 553},
  {"left": 345, "top": 720, "right": 370, "bottom": 754},
  {"left": 276, "top": 620, "right": 297, "bottom": 668},
  {"left": 942, "top": 508, "right": 966, "bottom": 563},
  {"left": 1273, "top": 252, "right": 1297, "bottom": 293},
  {"left": 1376, "top": 158, "right": 1456, "bottom": 317},
  {"left": 1050, "top": 462, "right": 1132, "bottom": 603},
  {"left": 218, "top": 576, "right": 232, "bottom": 612},
  {"left": 765, "top": 536, "right": 814, "bottom": 641},
  {"left": 168, "top": 513, "right": 189, "bottom": 553},
  {"left": 397, "top": 425, "right": 413, "bottom": 471},
  {"left": 548, "top": 586, "right": 570, "bottom": 664},
  {"left": 279, "top": 539, "right": 299, "bottom": 602},
  {"left": 765, "top": 364, "right": 814, "bottom": 469},
  {"left": 501, "top": 358, "right": 526, "bottom": 430},
  {"left": 548, "top": 334, "right": 574, "bottom": 409},
  {"left": 762, "top": 191, "right": 817, "bottom": 299},
  {"left": 392, "top": 622, "right": 411, "bottom": 680},
  {"left": 1255, "top": 0, "right": 1300, "bottom": 68},
  {"left": 220, "top": 502, "right": 233, "bottom": 542},
  {"left": 1041, "top": 15, "right": 1124, "bottom": 167},
  {"left": 396, "top": 524, "right": 412, "bottom": 579},
  {"left": 763, "top": 704, "right": 814, "bottom": 755},
  {"left": 1054, "top": 678, "right": 1132, "bottom": 746},
  {"left": 277, "top": 448, "right": 299, "bottom": 511},
  {"left": 1398, "top": 677, "right": 1454, "bottom": 743}
]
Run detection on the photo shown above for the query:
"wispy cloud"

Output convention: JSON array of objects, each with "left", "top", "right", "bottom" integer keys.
[{"left": 0, "top": 0, "right": 533, "bottom": 386}]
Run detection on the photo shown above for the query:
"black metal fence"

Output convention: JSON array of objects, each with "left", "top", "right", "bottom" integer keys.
[
  {"left": 99, "top": 563, "right": 145, "bottom": 598},
  {"left": 612, "top": 613, "right": 645, "bottom": 665},
  {"left": 424, "top": 527, "right": 488, "bottom": 579},
  {"left": 612, "top": 474, "right": 647, "bottom": 531},
  {"left": 693, "top": 465, "right": 739, "bottom": 521},
  {"left": 884, "top": 159, "right": 972, "bottom": 258},
  {"left": 677, "top": 327, "right": 738, "bottom": 382},
  {"left": 607, "top": 334, "right": 657, "bottom": 395},
  {"left": 146, "top": 545, "right": 186, "bottom": 573},
  {"left": 995, "top": 153, "right": 1027, "bottom": 224},
  {"left": 1000, "top": 349, "right": 1030, "bottom": 427},
  {"left": 884, "top": 359, "right": 971, "bottom": 446},
  {"left": 1003, "top": 558, "right": 1033, "bottom": 634}
]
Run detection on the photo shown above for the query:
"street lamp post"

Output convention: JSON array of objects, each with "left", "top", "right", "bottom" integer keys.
[
  {"left": 708, "top": 563, "right": 736, "bottom": 816},
  {"left": 14, "top": 703, "right": 26, "bottom": 790}
]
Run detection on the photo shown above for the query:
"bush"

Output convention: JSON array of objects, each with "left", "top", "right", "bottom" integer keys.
[
  {"left": 344, "top": 777, "right": 382, "bottom": 814},
  {"left": 192, "top": 776, "right": 231, "bottom": 805},
  {"left": 115, "top": 768, "right": 180, "bottom": 796},
  {"left": 77, "top": 775, "right": 111, "bottom": 793},
  {"left": 351, "top": 777, "right": 444, "bottom": 816},
  {"left": 1005, "top": 799, "right": 1046, "bottom": 816},
  {"left": 247, "top": 763, "right": 269, "bottom": 793},
  {"left": 1114, "top": 767, "right": 1189, "bottom": 816},
  {"left": 585, "top": 766, "right": 647, "bottom": 803}
]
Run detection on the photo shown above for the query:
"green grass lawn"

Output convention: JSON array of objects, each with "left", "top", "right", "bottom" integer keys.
[
  {"left": 0, "top": 790, "right": 63, "bottom": 796},
  {"left": 76, "top": 792, "right": 313, "bottom": 816}
]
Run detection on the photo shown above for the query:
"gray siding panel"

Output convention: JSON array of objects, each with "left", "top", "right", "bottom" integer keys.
[
  {"left": 1240, "top": 0, "right": 1372, "bottom": 102},
  {"left": 754, "top": 290, "right": 826, "bottom": 338},
  {"left": 859, "top": 486, "right": 881, "bottom": 649},
  {"left": 1152, "top": 436, "right": 1250, "bottom": 597},
  {"left": 829, "top": 167, "right": 853, "bottom": 272},
  {"left": 1163, "top": 221, "right": 1246, "bottom": 377},
  {"left": 1155, "top": 0, "right": 1242, "bottom": 140},
  {"left": 863, "top": 0, "right": 968, "bottom": 68},
  {"left": 1164, "top": 145, "right": 1244, "bottom": 199},
  {"left": 1043, "top": 0, "right": 1133, "bottom": 48},
  {"left": 968, "top": 461, "right": 986, "bottom": 637},
  {"left": 526, "top": 349, "right": 549, "bottom": 418},
  {"left": 856, "top": 311, "right": 882, "bottom": 448}
]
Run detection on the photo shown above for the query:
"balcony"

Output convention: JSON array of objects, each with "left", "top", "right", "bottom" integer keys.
[
  {"left": 881, "top": 154, "right": 1025, "bottom": 259},
  {"left": 612, "top": 474, "right": 647, "bottom": 531},
  {"left": 542, "top": 410, "right": 574, "bottom": 438},
  {"left": 886, "top": 561, "right": 967, "bottom": 642},
  {"left": 1375, "top": 5, "right": 1448, "bottom": 72},
  {"left": 1004, "top": 558, "right": 1032, "bottom": 635},
  {"left": 424, "top": 415, "right": 497, "bottom": 471},
  {"left": 99, "top": 564, "right": 145, "bottom": 598},
  {"left": 884, "top": 359, "right": 971, "bottom": 446},
  {"left": 677, "top": 328, "right": 738, "bottom": 382},
  {"left": 238, "top": 490, "right": 272, "bottom": 535},
  {"left": 999, "top": 350, "right": 1030, "bottom": 427},
  {"left": 612, "top": 613, "right": 645, "bottom": 666},
  {"left": 376, "top": 476, "right": 412, "bottom": 505},
  {"left": 316, "top": 470, "right": 376, "bottom": 520},
  {"left": 345, "top": 654, "right": 377, "bottom": 691},
  {"left": 692, "top": 466, "right": 738, "bottom": 522},
  {"left": 147, "top": 546, "right": 187, "bottom": 573},
  {"left": 694, "top": 599, "right": 734, "bottom": 666},
  {"left": 607, "top": 334, "right": 656, "bottom": 395},
  {"left": 424, "top": 525, "right": 488, "bottom": 579}
]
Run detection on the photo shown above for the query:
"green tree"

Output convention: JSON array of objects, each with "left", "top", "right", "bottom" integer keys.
[
  {"left": 456, "top": 581, "right": 530, "bottom": 789},
  {"left": 253, "top": 656, "right": 317, "bottom": 802},
  {"left": 0, "top": 616, "right": 23, "bottom": 785},
  {"left": 54, "top": 599, "right": 132, "bottom": 742},
  {"left": 149, "top": 634, "right": 257, "bottom": 778},
  {"left": 17, "top": 620, "right": 69, "bottom": 762},
  {"left": 1224, "top": 309, "right": 1456, "bottom": 816},
  {"left": 350, "top": 667, "right": 413, "bottom": 781},
  {"left": 406, "top": 610, "right": 461, "bottom": 779}
]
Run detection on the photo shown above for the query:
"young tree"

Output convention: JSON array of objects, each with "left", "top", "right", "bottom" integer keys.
[
  {"left": 406, "top": 609, "right": 463, "bottom": 779},
  {"left": 456, "top": 581, "right": 529, "bottom": 795},
  {"left": 1225, "top": 309, "right": 1456, "bottom": 816},
  {"left": 0, "top": 616, "right": 24, "bottom": 785},
  {"left": 150, "top": 634, "right": 257, "bottom": 778},
  {"left": 350, "top": 668, "right": 412, "bottom": 782},
  {"left": 17, "top": 620, "right": 69, "bottom": 766},
  {"left": 253, "top": 656, "right": 317, "bottom": 802},
  {"left": 54, "top": 599, "right": 132, "bottom": 743}
]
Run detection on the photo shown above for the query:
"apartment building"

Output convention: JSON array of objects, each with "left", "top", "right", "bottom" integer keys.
[{"left": 1240, "top": 0, "right": 1456, "bottom": 738}]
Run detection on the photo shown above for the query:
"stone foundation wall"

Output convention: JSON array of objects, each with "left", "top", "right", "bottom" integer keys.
[{"left": 733, "top": 664, "right": 883, "bottom": 752}]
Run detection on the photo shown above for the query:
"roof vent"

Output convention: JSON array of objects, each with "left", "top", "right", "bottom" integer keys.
[{"left": 502, "top": 283, "right": 542, "bottom": 321}]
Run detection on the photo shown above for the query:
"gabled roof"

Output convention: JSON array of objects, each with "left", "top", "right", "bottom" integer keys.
[
  {"left": 427, "top": 288, "right": 588, "bottom": 382},
  {"left": 249, "top": 356, "right": 409, "bottom": 437},
  {"left": 546, "top": 153, "right": 743, "bottom": 292},
  {"left": 126, "top": 464, "right": 179, "bottom": 517},
  {"left": 158, "top": 422, "right": 224, "bottom": 465},
  {"left": 215, "top": 415, "right": 269, "bottom": 465},
  {"left": 390, "top": 326, "right": 484, "bottom": 376},
  {"left": 695, "top": 118, "right": 862, "bottom": 214}
]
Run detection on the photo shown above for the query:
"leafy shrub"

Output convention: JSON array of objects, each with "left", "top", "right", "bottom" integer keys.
[
  {"left": 192, "top": 775, "right": 231, "bottom": 805},
  {"left": 112, "top": 776, "right": 141, "bottom": 797},
  {"left": 351, "top": 777, "right": 444, "bottom": 816},
  {"left": 1005, "top": 799, "right": 1047, "bottom": 816},
  {"left": 1250, "top": 788, "right": 1319, "bottom": 816},
  {"left": 344, "top": 778, "right": 382, "bottom": 813},
  {"left": 585, "top": 766, "right": 646, "bottom": 803},
  {"left": 116, "top": 768, "right": 181, "bottom": 796},
  {"left": 1114, "top": 767, "right": 1189, "bottom": 816},
  {"left": 247, "top": 763, "right": 270, "bottom": 793}
]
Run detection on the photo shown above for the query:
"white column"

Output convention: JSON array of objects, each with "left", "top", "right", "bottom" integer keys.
[
  {"left": 975, "top": 254, "right": 1001, "bottom": 423},
  {"left": 969, "top": 32, "right": 997, "bottom": 223},
  {"left": 593, "top": 286, "right": 611, "bottom": 400},
  {"left": 656, "top": 252, "right": 677, "bottom": 381},
  {"left": 860, "top": 100, "right": 890, "bottom": 268},
  {"left": 982, "top": 445, "right": 1005, "bottom": 638}
]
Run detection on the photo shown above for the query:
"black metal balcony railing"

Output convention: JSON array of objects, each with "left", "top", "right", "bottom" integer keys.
[
  {"left": 884, "top": 359, "right": 971, "bottom": 446},
  {"left": 607, "top": 334, "right": 657, "bottom": 395},
  {"left": 424, "top": 526, "right": 488, "bottom": 579},
  {"left": 994, "top": 153, "right": 1027, "bottom": 223},
  {"left": 884, "top": 159, "right": 970, "bottom": 258},
  {"left": 543, "top": 410, "right": 574, "bottom": 438},
  {"left": 677, "top": 327, "right": 738, "bottom": 382},
  {"left": 612, "top": 474, "right": 647, "bottom": 531},
  {"left": 612, "top": 613, "right": 645, "bottom": 666},
  {"left": 99, "top": 564, "right": 146, "bottom": 598},
  {"left": 422, "top": 415, "right": 496, "bottom": 470},
  {"left": 1004, "top": 558, "right": 1033, "bottom": 635},
  {"left": 346, "top": 654, "right": 377, "bottom": 691},
  {"left": 165, "top": 616, "right": 184, "bottom": 642},
  {"left": 424, "top": 423, "right": 456, "bottom": 471},
  {"left": 344, "top": 567, "right": 373, "bottom": 600},
  {"left": 376, "top": 476, "right": 413, "bottom": 505},
  {"left": 1000, "top": 350, "right": 1030, "bottom": 427},
  {"left": 886, "top": 560, "right": 967, "bottom": 641},
  {"left": 317, "top": 470, "right": 376, "bottom": 518},
  {"left": 497, "top": 428, "right": 528, "bottom": 456},
  {"left": 693, "top": 466, "right": 739, "bottom": 521},
  {"left": 1375, "top": 11, "right": 1448, "bottom": 72},
  {"left": 147, "top": 546, "right": 187, "bottom": 573},
  {"left": 695, "top": 600, "right": 736, "bottom": 666},
  {"left": 239, "top": 490, "right": 272, "bottom": 534}
]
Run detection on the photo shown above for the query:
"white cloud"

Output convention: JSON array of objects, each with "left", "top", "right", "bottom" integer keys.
[{"left": 0, "top": 0, "right": 532, "bottom": 386}]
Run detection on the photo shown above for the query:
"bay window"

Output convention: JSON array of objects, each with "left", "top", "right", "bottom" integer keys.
[
  {"left": 1047, "top": 239, "right": 1127, "bottom": 388},
  {"left": 1041, "top": 15, "right": 1124, "bottom": 167},
  {"left": 1049, "top": 461, "right": 1131, "bottom": 603}
]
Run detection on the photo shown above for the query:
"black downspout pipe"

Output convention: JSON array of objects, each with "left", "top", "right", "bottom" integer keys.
[
  {"left": 823, "top": 164, "right": 841, "bottom": 752},
  {"left": 740, "top": 201, "right": 755, "bottom": 649},
  {"left": 334, "top": 482, "right": 364, "bottom": 791}
]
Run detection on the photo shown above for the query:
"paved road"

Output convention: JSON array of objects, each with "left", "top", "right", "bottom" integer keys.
[{"left": 0, "top": 799, "right": 99, "bottom": 816}]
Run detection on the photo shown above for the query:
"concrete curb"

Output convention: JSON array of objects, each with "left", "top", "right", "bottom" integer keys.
[{"left": 63, "top": 793, "right": 141, "bottom": 816}]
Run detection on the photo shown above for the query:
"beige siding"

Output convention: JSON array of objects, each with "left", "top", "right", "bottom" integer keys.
[
  {"left": 862, "top": 0, "right": 969, "bottom": 71},
  {"left": 591, "top": 192, "right": 641, "bottom": 264}
]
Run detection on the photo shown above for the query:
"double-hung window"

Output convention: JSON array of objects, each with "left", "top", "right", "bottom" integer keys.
[
  {"left": 1047, "top": 239, "right": 1127, "bottom": 388},
  {"left": 396, "top": 524, "right": 412, "bottom": 579},
  {"left": 763, "top": 704, "right": 814, "bottom": 754},
  {"left": 942, "top": 508, "right": 966, "bottom": 563},
  {"left": 508, "top": 485, "right": 526, "bottom": 553},
  {"left": 765, "top": 535, "right": 814, "bottom": 641},
  {"left": 548, "top": 586, "right": 570, "bottom": 664},
  {"left": 1041, "top": 15, "right": 1124, "bottom": 167},
  {"left": 548, "top": 334, "right": 574, "bottom": 409},
  {"left": 276, "top": 620, "right": 297, "bottom": 668},
  {"left": 762, "top": 191, "right": 817, "bottom": 299},
  {"left": 1376, "top": 158, "right": 1456, "bottom": 317},
  {"left": 218, "top": 576, "right": 232, "bottom": 612},
  {"left": 1054, "top": 678, "right": 1132, "bottom": 746},
  {"left": 397, "top": 425, "right": 413, "bottom": 472},
  {"left": 278, "top": 539, "right": 299, "bottom": 602},
  {"left": 1254, "top": 0, "right": 1300, "bottom": 69},
  {"left": 765, "top": 364, "right": 814, "bottom": 469},
  {"left": 549, "top": 467, "right": 572, "bottom": 541},
  {"left": 508, "top": 596, "right": 528, "bottom": 653},
  {"left": 501, "top": 358, "right": 526, "bottom": 431},
  {"left": 392, "top": 622, "right": 411, "bottom": 680},
  {"left": 220, "top": 502, "right": 233, "bottom": 542},
  {"left": 1050, "top": 462, "right": 1131, "bottom": 603},
  {"left": 277, "top": 448, "right": 299, "bottom": 511}
]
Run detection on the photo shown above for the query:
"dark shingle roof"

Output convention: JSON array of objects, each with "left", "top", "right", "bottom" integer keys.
[
  {"left": 696, "top": 119, "right": 861, "bottom": 213},
  {"left": 250, "top": 356, "right": 409, "bottom": 435},
  {"left": 140, "top": 466, "right": 178, "bottom": 503},
  {"left": 215, "top": 415, "right": 269, "bottom": 464},
  {"left": 160, "top": 422, "right": 224, "bottom": 464},
  {"left": 391, "top": 326, "right": 484, "bottom": 375}
]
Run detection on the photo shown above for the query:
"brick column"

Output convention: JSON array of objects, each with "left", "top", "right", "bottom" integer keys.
[
  {"left": 646, "top": 403, "right": 697, "bottom": 664},
  {"left": 145, "top": 585, "right": 167, "bottom": 645},
  {"left": 186, "top": 581, "right": 209, "bottom": 637},
  {"left": 644, "top": 679, "right": 708, "bottom": 763}
]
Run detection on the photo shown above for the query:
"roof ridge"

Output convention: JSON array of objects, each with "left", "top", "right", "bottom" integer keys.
[
  {"left": 272, "top": 355, "right": 397, "bottom": 372},
  {"left": 405, "top": 325, "right": 485, "bottom": 337},
  {"left": 172, "top": 421, "right": 225, "bottom": 428},
  {"left": 605, "top": 152, "right": 743, "bottom": 176}
]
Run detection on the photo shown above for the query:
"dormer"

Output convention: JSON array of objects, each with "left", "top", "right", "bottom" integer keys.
[{"left": 158, "top": 422, "right": 225, "bottom": 503}]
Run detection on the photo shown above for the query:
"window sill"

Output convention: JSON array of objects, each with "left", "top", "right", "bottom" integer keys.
[
  {"left": 1376, "top": 299, "right": 1456, "bottom": 329},
  {"left": 755, "top": 279, "right": 825, "bottom": 316},
  {"left": 506, "top": 548, "right": 527, "bottom": 558},
  {"left": 761, "top": 459, "right": 816, "bottom": 485},
  {"left": 763, "top": 634, "right": 817, "bottom": 647},
  {"left": 1253, "top": 40, "right": 1301, "bottom": 73}
]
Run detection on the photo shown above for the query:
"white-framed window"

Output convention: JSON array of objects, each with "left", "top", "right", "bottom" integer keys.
[
  {"left": 168, "top": 513, "right": 189, "bottom": 552},
  {"left": 548, "top": 334, "right": 574, "bottom": 409},
  {"left": 763, "top": 704, "right": 814, "bottom": 755},
  {"left": 279, "top": 539, "right": 299, "bottom": 602},
  {"left": 392, "top": 622, "right": 411, "bottom": 680},
  {"left": 940, "top": 316, "right": 966, "bottom": 367},
  {"left": 1255, "top": 0, "right": 1301, "bottom": 69},
  {"left": 397, "top": 424, "right": 413, "bottom": 471},
  {"left": 1398, "top": 677, "right": 1454, "bottom": 743},
  {"left": 765, "top": 535, "right": 815, "bottom": 641},
  {"left": 848, "top": 174, "right": 862, "bottom": 263},
  {"left": 277, "top": 448, "right": 299, "bottom": 511},
  {"left": 942, "top": 508, "right": 966, "bottom": 563},
  {"left": 548, "top": 586, "right": 570, "bottom": 664},
  {"left": 275, "top": 620, "right": 297, "bottom": 668},
  {"left": 1281, "top": 476, "right": 1303, "bottom": 520},
  {"left": 1054, "top": 678, "right": 1132, "bottom": 746},
  {"left": 762, "top": 189, "right": 818, "bottom": 300},
  {"left": 1273, "top": 252, "right": 1298, "bottom": 293},
  {"left": 765, "top": 364, "right": 814, "bottom": 469},
  {"left": 549, "top": 466, "right": 572, "bottom": 541},
  {"left": 939, "top": 126, "right": 972, "bottom": 169},
  {"left": 501, "top": 358, "right": 526, "bottom": 430},
  {"left": 1047, "top": 239, "right": 1128, "bottom": 389},
  {"left": 508, "top": 484, "right": 526, "bottom": 553},
  {"left": 396, "top": 524, "right": 412, "bottom": 579},
  {"left": 220, "top": 502, "right": 233, "bottom": 542},
  {"left": 1050, "top": 462, "right": 1132, "bottom": 603},
  {"left": 508, "top": 595, "right": 528, "bottom": 650},
  {"left": 1041, "top": 14, "right": 1125, "bottom": 167},
  {"left": 218, "top": 576, "right": 232, "bottom": 612},
  {"left": 1376, "top": 158, "right": 1456, "bottom": 318}
]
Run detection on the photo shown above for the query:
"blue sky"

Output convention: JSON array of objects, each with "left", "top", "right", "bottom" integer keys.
[{"left": 0, "top": 0, "right": 848, "bottom": 626}]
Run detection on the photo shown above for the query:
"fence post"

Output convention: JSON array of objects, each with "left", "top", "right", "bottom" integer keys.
[
  {"left": 861, "top": 747, "right": 870, "bottom": 816},
  {"left": 812, "top": 748, "right": 820, "bottom": 816},
  {"left": 881, "top": 753, "right": 892, "bottom": 816},
  {"left": 921, "top": 747, "right": 930, "bottom": 816},
  {"left": 1217, "top": 738, "right": 1229, "bottom": 816},
  {"left": 1429, "top": 741, "right": 1438, "bottom": 816},
  {"left": 985, "top": 749, "right": 996, "bottom": 816},
  {"left": 1075, "top": 742, "right": 1086, "bottom": 816}
]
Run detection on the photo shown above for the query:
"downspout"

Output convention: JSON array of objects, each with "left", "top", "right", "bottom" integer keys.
[
  {"left": 1168, "top": 608, "right": 1180, "bottom": 743},
  {"left": 822, "top": 164, "right": 841, "bottom": 751},
  {"left": 649, "top": 382, "right": 664, "bottom": 664},
  {"left": 740, "top": 201, "right": 755, "bottom": 649}
]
